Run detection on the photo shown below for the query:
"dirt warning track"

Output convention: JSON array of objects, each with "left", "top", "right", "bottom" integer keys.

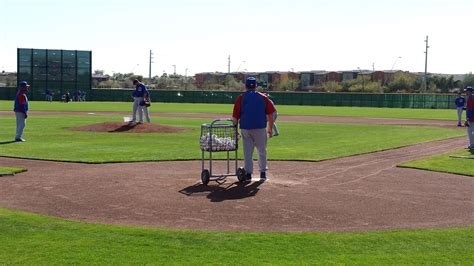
[{"left": 0, "top": 137, "right": 472, "bottom": 232}]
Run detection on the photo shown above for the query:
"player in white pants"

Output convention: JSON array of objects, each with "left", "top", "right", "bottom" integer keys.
[
  {"left": 464, "top": 87, "right": 474, "bottom": 149},
  {"left": 14, "top": 81, "right": 30, "bottom": 142},
  {"left": 132, "top": 96, "right": 150, "bottom": 123},
  {"left": 232, "top": 77, "right": 276, "bottom": 182},
  {"left": 131, "top": 79, "right": 151, "bottom": 124},
  {"left": 454, "top": 92, "right": 466, "bottom": 127}
]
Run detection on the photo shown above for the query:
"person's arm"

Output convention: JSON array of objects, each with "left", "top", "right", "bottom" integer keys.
[
  {"left": 18, "top": 93, "right": 28, "bottom": 117},
  {"left": 263, "top": 95, "right": 276, "bottom": 137},
  {"left": 267, "top": 113, "right": 274, "bottom": 137},
  {"left": 232, "top": 95, "right": 243, "bottom": 125},
  {"left": 466, "top": 97, "right": 474, "bottom": 126}
]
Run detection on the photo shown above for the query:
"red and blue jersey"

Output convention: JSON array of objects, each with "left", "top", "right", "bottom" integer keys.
[
  {"left": 455, "top": 96, "right": 465, "bottom": 108},
  {"left": 14, "top": 90, "right": 28, "bottom": 114},
  {"left": 466, "top": 95, "right": 474, "bottom": 122},
  {"left": 132, "top": 83, "right": 149, "bottom": 98},
  {"left": 233, "top": 90, "right": 276, "bottom": 129}
]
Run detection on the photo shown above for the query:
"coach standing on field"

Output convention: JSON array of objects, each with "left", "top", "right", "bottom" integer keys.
[
  {"left": 232, "top": 77, "right": 276, "bottom": 182},
  {"left": 131, "top": 79, "right": 151, "bottom": 124},
  {"left": 464, "top": 86, "right": 474, "bottom": 149},
  {"left": 14, "top": 81, "right": 30, "bottom": 142}
]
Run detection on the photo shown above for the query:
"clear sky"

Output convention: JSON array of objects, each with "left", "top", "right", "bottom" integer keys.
[{"left": 1, "top": 0, "right": 473, "bottom": 76}]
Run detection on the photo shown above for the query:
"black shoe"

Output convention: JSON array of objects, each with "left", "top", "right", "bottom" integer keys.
[
  {"left": 244, "top": 173, "right": 252, "bottom": 182},
  {"left": 260, "top": 172, "right": 267, "bottom": 181}
]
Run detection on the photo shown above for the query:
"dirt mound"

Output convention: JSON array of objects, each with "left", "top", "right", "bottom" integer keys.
[{"left": 69, "top": 122, "right": 190, "bottom": 133}]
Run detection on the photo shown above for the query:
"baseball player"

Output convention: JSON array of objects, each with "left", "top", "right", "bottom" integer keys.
[
  {"left": 131, "top": 79, "right": 151, "bottom": 124},
  {"left": 264, "top": 91, "right": 279, "bottom": 136},
  {"left": 454, "top": 92, "right": 466, "bottom": 127},
  {"left": 14, "top": 81, "right": 30, "bottom": 142},
  {"left": 232, "top": 77, "right": 276, "bottom": 182},
  {"left": 464, "top": 86, "right": 474, "bottom": 149}
]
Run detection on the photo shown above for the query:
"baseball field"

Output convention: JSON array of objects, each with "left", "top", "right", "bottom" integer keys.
[{"left": 0, "top": 101, "right": 473, "bottom": 264}]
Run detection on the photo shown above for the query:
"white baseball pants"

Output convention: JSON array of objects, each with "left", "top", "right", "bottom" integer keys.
[
  {"left": 457, "top": 107, "right": 463, "bottom": 124},
  {"left": 15, "top": 112, "right": 26, "bottom": 139},
  {"left": 468, "top": 124, "right": 474, "bottom": 147},
  {"left": 241, "top": 128, "right": 267, "bottom": 174},
  {"left": 132, "top": 97, "right": 150, "bottom": 123}
]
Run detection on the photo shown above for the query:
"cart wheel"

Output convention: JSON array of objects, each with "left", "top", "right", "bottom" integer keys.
[
  {"left": 237, "top": 167, "right": 246, "bottom": 183},
  {"left": 201, "top": 169, "right": 210, "bottom": 185}
]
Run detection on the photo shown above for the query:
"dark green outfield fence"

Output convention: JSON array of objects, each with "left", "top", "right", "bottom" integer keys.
[{"left": 0, "top": 87, "right": 459, "bottom": 109}]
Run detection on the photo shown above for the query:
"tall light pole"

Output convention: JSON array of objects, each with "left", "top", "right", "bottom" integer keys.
[
  {"left": 237, "top": 61, "right": 246, "bottom": 72},
  {"left": 228, "top": 55, "right": 231, "bottom": 73},
  {"left": 391, "top": 56, "right": 402, "bottom": 71},
  {"left": 423, "top": 36, "right": 430, "bottom": 92},
  {"left": 149, "top": 50, "right": 154, "bottom": 83},
  {"left": 185, "top": 68, "right": 188, "bottom": 90},
  {"left": 172, "top": 65, "right": 176, "bottom": 75}
]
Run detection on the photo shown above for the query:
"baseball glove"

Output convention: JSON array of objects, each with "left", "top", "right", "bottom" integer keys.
[{"left": 139, "top": 99, "right": 151, "bottom": 107}]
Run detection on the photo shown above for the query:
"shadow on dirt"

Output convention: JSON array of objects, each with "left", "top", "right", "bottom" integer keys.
[
  {"left": 108, "top": 123, "right": 138, "bottom": 132},
  {"left": 179, "top": 181, "right": 264, "bottom": 202}
]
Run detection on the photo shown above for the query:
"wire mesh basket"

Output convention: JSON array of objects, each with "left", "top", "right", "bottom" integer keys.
[{"left": 200, "top": 121, "right": 238, "bottom": 152}]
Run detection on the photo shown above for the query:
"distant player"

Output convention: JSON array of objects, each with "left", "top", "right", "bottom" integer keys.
[
  {"left": 264, "top": 91, "right": 279, "bottom": 136},
  {"left": 232, "top": 77, "right": 276, "bottom": 182},
  {"left": 131, "top": 79, "right": 151, "bottom": 124},
  {"left": 454, "top": 91, "right": 466, "bottom": 127},
  {"left": 464, "top": 86, "right": 474, "bottom": 149},
  {"left": 14, "top": 81, "right": 30, "bottom": 142}
]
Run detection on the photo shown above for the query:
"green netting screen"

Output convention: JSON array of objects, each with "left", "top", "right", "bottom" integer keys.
[{"left": 0, "top": 87, "right": 459, "bottom": 109}]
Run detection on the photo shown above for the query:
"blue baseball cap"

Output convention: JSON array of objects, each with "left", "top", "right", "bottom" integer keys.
[
  {"left": 245, "top": 77, "right": 257, "bottom": 88},
  {"left": 18, "top": 81, "right": 30, "bottom": 88},
  {"left": 465, "top": 86, "right": 473, "bottom": 92}
]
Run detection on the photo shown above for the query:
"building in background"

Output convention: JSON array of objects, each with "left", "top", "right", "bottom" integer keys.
[{"left": 17, "top": 48, "right": 92, "bottom": 100}]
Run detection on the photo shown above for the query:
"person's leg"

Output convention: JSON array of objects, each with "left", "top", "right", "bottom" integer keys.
[
  {"left": 15, "top": 112, "right": 25, "bottom": 140},
  {"left": 468, "top": 124, "right": 474, "bottom": 148},
  {"left": 241, "top": 129, "right": 255, "bottom": 175},
  {"left": 143, "top": 106, "right": 151, "bottom": 123},
  {"left": 132, "top": 98, "right": 139, "bottom": 122},
  {"left": 253, "top": 128, "right": 268, "bottom": 174},
  {"left": 457, "top": 108, "right": 463, "bottom": 125}
]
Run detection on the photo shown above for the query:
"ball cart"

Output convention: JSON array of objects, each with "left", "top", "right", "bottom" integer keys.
[{"left": 199, "top": 119, "right": 246, "bottom": 185}]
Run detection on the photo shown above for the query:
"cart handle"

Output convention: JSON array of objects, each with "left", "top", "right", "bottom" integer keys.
[{"left": 210, "top": 118, "right": 235, "bottom": 126}]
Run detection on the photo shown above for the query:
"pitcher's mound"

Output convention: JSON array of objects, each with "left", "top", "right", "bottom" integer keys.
[{"left": 69, "top": 122, "right": 190, "bottom": 133}]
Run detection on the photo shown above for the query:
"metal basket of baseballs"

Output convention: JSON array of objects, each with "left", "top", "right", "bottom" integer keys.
[{"left": 199, "top": 119, "right": 246, "bottom": 185}]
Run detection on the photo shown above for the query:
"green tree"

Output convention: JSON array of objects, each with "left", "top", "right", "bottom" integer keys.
[
  {"left": 224, "top": 75, "right": 241, "bottom": 90},
  {"left": 463, "top": 72, "right": 474, "bottom": 87},
  {"left": 322, "top": 81, "right": 343, "bottom": 92},
  {"left": 276, "top": 78, "right": 299, "bottom": 91},
  {"left": 387, "top": 72, "right": 419, "bottom": 92},
  {"left": 93, "top": 69, "right": 105, "bottom": 75}
]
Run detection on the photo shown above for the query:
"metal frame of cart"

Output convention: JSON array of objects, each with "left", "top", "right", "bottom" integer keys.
[{"left": 200, "top": 119, "right": 246, "bottom": 185}]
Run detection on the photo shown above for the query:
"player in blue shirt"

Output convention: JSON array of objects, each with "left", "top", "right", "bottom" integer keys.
[
  {"left": 232, "top": 77, "right": 276, "bottom": 181},
  {"left": 14, "top": 81, "right": 30, "bottom": 142},
  {"left": 454, "top": 91, "right": 466, "bottom": 127},
  {"left": 131, "top": 79, "right": 151, "bottom": 124}
]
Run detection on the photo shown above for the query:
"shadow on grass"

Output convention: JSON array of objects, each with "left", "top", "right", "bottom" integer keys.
[
  {"left": 180, "top": 181, "right": 264, "bottom": 202},
  {"left": 0, "top": 140, "right": 16, "bottom": 145}
]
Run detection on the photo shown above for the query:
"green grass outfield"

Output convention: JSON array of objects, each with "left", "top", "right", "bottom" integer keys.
[
  {"left": 0, "top": 102, "right": 472, "bottom": 264},
  {"left": 400, "top": 149, "right": 474, "bottom": 177},
  {"left": 0, "top": 100, "right": 460, "bottom": 120},
  {"left": 0, "top": 115, "right": 464, "bottom": 163},
  {"left": 1, "top": 208, "right": 473, "bottom": 264},
  {"left": 0, "top": 167, "right": 26, "bottom": 175}
]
